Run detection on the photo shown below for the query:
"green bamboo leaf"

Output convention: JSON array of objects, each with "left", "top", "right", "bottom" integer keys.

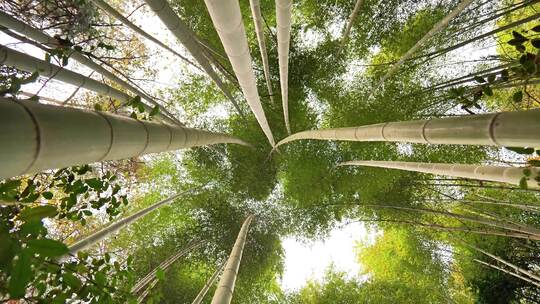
[
  {"left": 150, "top": 105, "right": 160, "bottom": 117},
  {"left": 513, "top": 91, "right": 523, "bottom": 103},
  {"left": 156, "top": 268, "right": 165, "bottom": 281}
]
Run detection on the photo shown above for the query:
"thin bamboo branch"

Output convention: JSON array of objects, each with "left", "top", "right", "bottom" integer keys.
[
  {"left": 474, "top": 259, "right": 540, "bottom": 288},
  {"left": 192, "top": 262, "right": 226, "bottom": 304},
  {"left": 340, "top": 0, "right": 363, "bottom": 48}
]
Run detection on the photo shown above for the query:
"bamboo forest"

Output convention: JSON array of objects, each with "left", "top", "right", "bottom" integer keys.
[{"left": 2, "top": 0, "right": 540, "bottom": 303}]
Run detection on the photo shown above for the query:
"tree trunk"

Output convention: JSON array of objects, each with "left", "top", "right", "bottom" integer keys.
[
  {"left": 275, "top": 108, "right": 540, "bottom": 148},
  {"left": 276, "top": 0, "right": 292, "bottom": 134},
  {"left": 0, "top": 97, "right": 249, "bottom": 179},
  {"left": 340, "top": 0, "right": 363, "bottom": 48},
  {"left": 211, "top": 215, "right": 254, "bottom": 304},
  {"left": 0, "top": 11, "right": 183, "bottom": 126},
  {"left": 142, "top": 0, "right": 245, "bottom": 119},
  {"left": 132, "top": 240, "right": 203, "bottom": 294},
  {"left": 339, "top": 160, "right": 540, "bottom": 189},
  {"left": 203, "top": 0, "right": 276, "bottom": 146},
  {"left": 88, "top": 0, "right": 199, "bottom": 69},
  {"left": 249, "top": 0, "right": 275, "bottom": 105},
  {"left": 67, "top": 189, "right": 201, "bottom": 254},
  {"left": 369, "top": 0, "right": 474, "bottom": 96},
  {"left": 192, "top": 262, "right": 226, "bottom": 304}
]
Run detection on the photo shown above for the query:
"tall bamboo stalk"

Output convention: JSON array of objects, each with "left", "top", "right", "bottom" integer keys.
[
  {"left": 192, "top": 262, "right": 226, "bottom": 304},
  {"left": 67, "top": 190, "right": 197, "bottom": 254},
  {"left": 211, "top": 215, "right": 254, "bottom": 304},
  {"left": 0, "top": 97, "right": 249, "bottom": 180},
  {"left": 203, "top": 0, "right": 276, "bottom": 146},
  {"left": 143, "top": 0, "right": 245, "bottom": 118},
  {"left": 88, "top": 0, "right": 198, "bottom": 69},
  {"left": 0, "top": 11, "right": 182, "bottom": 126},
  {"left": 340, "top": 0, "right": 363, "bottom": 48},
  {"left": 275, "top": 108, "right": 540, "bottom": 148},
  {"left": 339, "top": 160, "right": 540, "bottom": 189},
  {"left": 369, "top": 0, "right": 474, "bottom": 97},
  {"left": 276, "top": 0, "right": 292, "bottom": 134},
  {"left": 132, "top": 240, "right": 203, "bottom": 294},
  {"left": 249, "top": 0, "right": 275, "bottom": 104}
]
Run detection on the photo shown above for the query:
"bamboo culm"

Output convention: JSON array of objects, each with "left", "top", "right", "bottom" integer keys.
[
  {"left": 276, "top": 0, "right": 293, "bottom": 134},
  {"left": 276, "top": 108, "right": 540, "bottom": 149},
  {"left": 211, "top": 215, "right": 254, "bottom": 304},
  {"left": 0, "top": 97, "right": 249, "bottom": 179}
]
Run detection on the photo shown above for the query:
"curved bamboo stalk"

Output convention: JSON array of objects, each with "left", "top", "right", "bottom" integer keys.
[
  {"left": 192, "top": 262, "right": 226, "bottom": 304},
  {"left": 67, "top": 189, "right": 199, "bottom": 254},
  {"left": 276, "top": 0, "right": 292, "bottom": 134},
  {"left": 249, "top": 0, "right": 275, "bottom": 104},
  {"left": 203, "top": 0, "right": 276, "bottom": 146},
  {"left": 142, "top": 0, "right": 245, "bottom": 118},
  {"left": 211, "top": 215, "right": 254, "bottom": 304},
  {"left": 136, "top": 278, "right": 158, "bottom": 303},
  {"left": 369, "top": 0, "right": 474, "bottom": 97},
  {"left": 339, "top": 160, "right": 540, "bottom": 190},
  {"left": 0, "top": 12, "right": 183, "bottom": 126},
  {"left": 88, "top": 0, "right": 198, "bottom": 69},
  {"left": 340, "top": 0, "right": 363, "bottom": 48},
  {"left": 0, "top": 97, "right": 249, "bottom": 179},
  {"left": 275, "top": 108, "right": 540, "bottom": 148},
  {"left": 474, "top": 259, "right": 540, "bottom": 288},
  {"left": 132, "top": 240, "right": 203, "bottom": 294}
]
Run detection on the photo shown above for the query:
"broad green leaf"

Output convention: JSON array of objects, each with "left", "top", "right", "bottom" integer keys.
[
  {"left": 20, "top": 206, "right": 58, "bottom": 222},
  {"left": 150, "top": 105, "right": 160, "bottom": 117},
  {"left": 156, "top": 268, "right": 165, "bottom": 281},
  {"left": 42, "top": 192, "right": 53, "bottom": 199},
  {"left": 27, "top": 239, "right": 69, "bottom": 257},
  {"left": 512, "top": 91, "right": 523, "bottom": 103},
  {"left": 8, "top": 250, "right": 32, "bottom": 298}
]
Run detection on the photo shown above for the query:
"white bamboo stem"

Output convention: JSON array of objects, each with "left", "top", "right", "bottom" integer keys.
[
  {"left": 276, "top": 0, "right": 292, "bottom": 134},
  {"left": 89, "top": 0, "right": 199, "bottom": 69},
  {"left": 249, "top": 0, "right": 275, "bottom": 105},
  {"left": 211, "top": 215, "right": 254, "bottom": 304},
  {"left": 276, "top": 109, "right": 540, "bottom": 148},
  {"left": 340, "top": 160, "right": 540, "bottom": 190},
  {"left": 203, "top": 0, "right": 276, "bottom": 146},
  {"left": 0, "top": 97, "right": 249, "bottom": 179},
  {"left": 143, "top": 0, "right": 244, "bottom": 118},
  {"left": 369, "top": 0, "right": 474, "bottom": 97},
  {"left": 192, "top": 262, "right": 226, "bottom": 304},
  {"left": 340, "top": 0, "right": 363, "bottom": 47},
  {"left": 0, "top": 11, "right": 182, "bottom": 126}
]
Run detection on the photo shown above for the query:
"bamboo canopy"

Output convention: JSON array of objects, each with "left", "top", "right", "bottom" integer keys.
[
  {"left": 0, "top": 11, "right": 183, "bottom": 126},
  {"left": 369, "top": 0, "right": 474, "bottom": 96},
  {"left": 0, "top": 97, "right": 249, "bottom": 180},
  {"left": 203, "top": 0, "right": 276, "bottom": 146},
  {"left": 211, "top": 215, "right": 254, "bottom": 304},
  {"left": 143, "top": 0, "right": 244, "bottom": 118},
  {"left": 249, "top": 0, "right": 275, "bottom": 104},
  {"left": 276, "top": 109, "right": 540, "bottom": 148},
  {"left": 276, "top": 0, "right": 293, "bottom": 134},
  {"left": 339, "top": 160, "right": 540, "bottom": 190}
]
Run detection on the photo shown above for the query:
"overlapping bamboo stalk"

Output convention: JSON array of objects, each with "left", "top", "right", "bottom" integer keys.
[
  {"left": 0, "top": 97, "right": 249, "bottom": 180},
  {"left": 143, "top": 0, "right": 244, "bottom": 118},
  {"left": 0, "top": 11, "right": 183, "bottom": 125},
  {"left": 203, "top": 0, "right": 276, "bottom": 146}
]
